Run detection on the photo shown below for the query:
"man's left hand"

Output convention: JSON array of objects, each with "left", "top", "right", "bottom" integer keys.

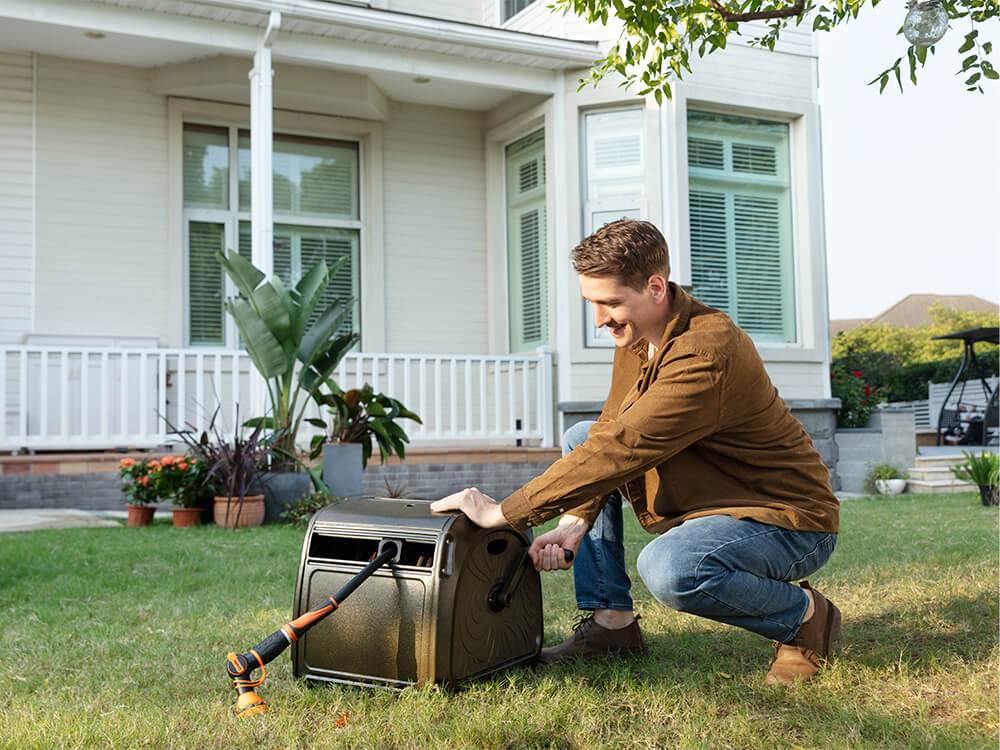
[{"left": 429, "top": 487, "right": 508, "bottom": 528}]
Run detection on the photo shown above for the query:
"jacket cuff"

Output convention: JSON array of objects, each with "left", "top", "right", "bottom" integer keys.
[{"left": 500, "top": 488, "right": 548, "bottom": 533}]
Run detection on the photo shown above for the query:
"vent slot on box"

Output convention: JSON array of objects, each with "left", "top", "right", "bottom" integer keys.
[{"left": 309, "top": 535, "right": 434, "bottom": 568}]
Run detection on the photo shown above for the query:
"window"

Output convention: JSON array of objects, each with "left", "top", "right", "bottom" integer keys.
[
  {"left": 502, "top": 0, "right": 536, "bottom": 23},
  {"left": 505, "top": 129, "right": 547, "bottom": 352},
  {"left": 686, "top": 110, "right": 796, "bottom": 343},
  {"left": 182, "top": 124, "right": 361, "bottom": 346},
  {"left": 581, "top": 107, "right": 644, "bottom": 348}
]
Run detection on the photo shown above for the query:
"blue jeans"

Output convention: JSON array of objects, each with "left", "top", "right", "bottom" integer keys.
[{"left": 563, "top": 420, "right": 838, "bottom": 643}]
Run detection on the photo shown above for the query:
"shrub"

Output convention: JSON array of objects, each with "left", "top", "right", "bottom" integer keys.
[
  {"left": 282, "top": 490, "right": 339, "bottom": 526},
  {"left": 950, "top": 450, "right": 1000, "bottom": 487},
  {"left": 864, "top": 463, "right": 905, "bottom": 494},
  {"left": 831, "top": 364, "right": 881, "bottom": 428},
  {"left": 118, "top": 458, "right": 159, "bottom": 506}
]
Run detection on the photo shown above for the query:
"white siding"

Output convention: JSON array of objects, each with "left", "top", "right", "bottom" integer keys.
[
  {"left": 387, "top": 0, "right": 485, "bottom": 24},
  {"left": 34, "top": 56, "right": 170, "bottom": 342},
  {"left": 501, "top": 2, "right": 555, "bottom": 34},
  {"left": 763, "top": 361, "right": 828, "bottom": 399},
  {"left": 0, "top": 50, "right": 34, "bottom": 342},
  {"left": 684, "top": 43, "right": 818, "bottom": 101},
  {"left": 382, "top": 102, "right": 489, "bottom": 353}
]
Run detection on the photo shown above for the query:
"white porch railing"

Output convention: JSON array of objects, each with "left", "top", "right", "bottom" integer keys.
[{"left": 0, "top": 346, "right": 554, "bottom": 451}]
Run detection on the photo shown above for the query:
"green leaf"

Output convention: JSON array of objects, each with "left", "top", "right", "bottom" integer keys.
[
  {"left": 216, "top": 249, "right": 264, "bottom": 300},
  {"left": 983, "top": 67, "right": 999, "bottom": 80},
  {"left": 292, "top": 261, "right": 328, "bottom": 342},
  {"left": 225, "top": 298, "right": 287, "bottom": 378},
  {"left": 297, "top": 299, "right": 351, "bottom": 367}
]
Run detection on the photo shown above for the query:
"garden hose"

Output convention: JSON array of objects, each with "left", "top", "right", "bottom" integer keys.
[{"left": 226, "top": 539, "right": 401, "bottom": 718}]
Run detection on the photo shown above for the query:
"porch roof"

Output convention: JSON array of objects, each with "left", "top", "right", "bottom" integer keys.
[{"left": 2, "top": 0, "right": 599, "bottom": 99}]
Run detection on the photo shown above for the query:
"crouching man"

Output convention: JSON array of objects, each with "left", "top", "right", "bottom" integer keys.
[{"left": 431, "top": 219, "right": 841, "bottom": 685}]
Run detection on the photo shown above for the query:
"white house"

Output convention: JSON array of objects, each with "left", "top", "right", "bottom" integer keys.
[{"left": 0, "top": 0, "right": 836, "bottom": 459}]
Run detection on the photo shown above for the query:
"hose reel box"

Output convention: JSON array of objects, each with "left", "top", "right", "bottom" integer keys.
[{"left": 291, "top": 496, "right": 543, "bottom": 689}]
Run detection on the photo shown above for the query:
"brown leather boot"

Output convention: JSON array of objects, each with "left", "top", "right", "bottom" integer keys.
[
  {"left": 538, "top": 612, "right": 648, "bottom": 665},
  {"left": 765, "top": 581, "right": 842, "bottom": 685}
]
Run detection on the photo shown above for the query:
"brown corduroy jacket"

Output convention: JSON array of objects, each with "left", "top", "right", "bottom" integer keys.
[{"left": 500, "top": 282, "right": 839, "bottom": 535}]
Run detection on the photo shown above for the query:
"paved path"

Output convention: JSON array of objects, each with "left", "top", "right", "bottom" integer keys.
[{"left": 0, "top": 509, "right": 122, "bottom": 533}]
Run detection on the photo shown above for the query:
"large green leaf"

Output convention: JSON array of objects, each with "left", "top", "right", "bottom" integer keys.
[
  {"left": 298, "top": 299, "right": 351, "bottom": 366},
  {"left": 226, "top": 298, "right": 287, "bottom": 378},
  {"left": 299, "top": 333, "right": 359, "bottom": 398},
  {"left": 293, "top": 261, "right": 329, "bottom": 342},
  {"left": 216, "top": 249, "right": 264, "bottom": 300},
  {"left": 252, "top": 278, "right": 294, "bottom": 360}
]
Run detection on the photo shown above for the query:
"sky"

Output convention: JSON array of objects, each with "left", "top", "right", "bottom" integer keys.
[{"left": 816, "top": 3, "right": 1000, "bottom": 320}]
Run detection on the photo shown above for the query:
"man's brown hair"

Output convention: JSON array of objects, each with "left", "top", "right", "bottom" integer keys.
[{"left": 571, "top": 219, "right": 670, "bottom": 292}]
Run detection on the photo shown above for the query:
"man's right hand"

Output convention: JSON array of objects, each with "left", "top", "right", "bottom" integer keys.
[{"left": 528, "top": 515, "right": 589, "bottom": 572}]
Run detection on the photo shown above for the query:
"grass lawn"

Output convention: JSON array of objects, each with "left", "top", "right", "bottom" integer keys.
[{"left": 2, "top": 492, "right": 997, "bottom": 749}]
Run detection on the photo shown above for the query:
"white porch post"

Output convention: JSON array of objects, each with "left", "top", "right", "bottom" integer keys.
[
  {"left": 550, "top": 71, "right": 573, "bottom": 446},
  {"left": 248, "top": 11, "right": 280, "bottom": 419},
  {"left": 249, "top": 10, "right": 280, "bottom": 277}
]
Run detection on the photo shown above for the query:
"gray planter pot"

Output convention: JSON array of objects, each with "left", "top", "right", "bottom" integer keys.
[
  {"left": 322, "top": 442, "right": 364, "bottom": 498},
  {"left": 260, "top": 471, "right": 312, "bottom": 524}
]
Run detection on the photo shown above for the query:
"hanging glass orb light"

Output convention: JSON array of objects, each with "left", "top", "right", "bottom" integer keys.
[{"left": 903, "top": 0, "right": 949, "bottom": 46}]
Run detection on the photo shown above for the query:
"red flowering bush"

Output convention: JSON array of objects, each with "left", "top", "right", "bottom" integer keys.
[
  {"left": 148, "top": 454, "right": 208, "bottom": 508},
  {"left": 118, "top": 458, "right": 159, "bottom": 506},
  {"left": 831, "top": 364, "right": 881, "bottom": 428}
]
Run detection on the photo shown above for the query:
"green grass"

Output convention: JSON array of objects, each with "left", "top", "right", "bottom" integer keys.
[{"left": 1, "top": 493, "right": 997, "bottom": 749}]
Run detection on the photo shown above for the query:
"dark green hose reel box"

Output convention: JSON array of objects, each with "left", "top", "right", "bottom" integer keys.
[{"left": 291, "top": 496, "right": 543, "bottom": 689}]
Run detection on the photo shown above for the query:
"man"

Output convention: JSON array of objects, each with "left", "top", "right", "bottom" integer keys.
[{"left": 430, "top": 219, "right": 840, "bottom": 684}]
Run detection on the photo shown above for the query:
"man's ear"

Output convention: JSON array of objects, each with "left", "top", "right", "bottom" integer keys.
[{"left": 647, "top": 274, "right": 668, "bottom": 303}]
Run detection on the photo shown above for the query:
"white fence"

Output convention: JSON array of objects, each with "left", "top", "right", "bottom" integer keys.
[
  {"left": 0, "top": 346, "right": 554, "bottom": 451},
  {"left": 885, "top": 376, "right": 997, "bottom": 430}
]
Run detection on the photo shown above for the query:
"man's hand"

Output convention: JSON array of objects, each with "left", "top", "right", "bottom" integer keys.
[
  {"left": 429, "top": 487, "right": 508, "bottom": 529},
  {"left": 529, "top": 515, "right": 589, "bottom": 572}
]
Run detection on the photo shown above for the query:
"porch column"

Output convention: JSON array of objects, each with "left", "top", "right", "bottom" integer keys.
[
  {"left": 249, "top": 11, "right": 280, "bottom": 278},
  {"left": 248, "top": 12, "right": 280, "bottom": 419}
]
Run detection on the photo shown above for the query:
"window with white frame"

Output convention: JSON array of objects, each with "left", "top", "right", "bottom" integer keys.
[
  {"left": 182, "top": 124, "right": 361, "bottom": 347},
  {"left": 502, "top": 0, "right": 536, "bottom": 22},
  {"left": 686, "top": 110, "right": 796, "bottom": 343},
  {"left": 581, "top": 107, "right": 645, "bottom": 348}
]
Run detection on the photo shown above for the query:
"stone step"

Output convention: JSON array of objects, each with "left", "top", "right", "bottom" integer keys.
[
  {"left": 906, "top": 465, "right": 966, "bottom": 481},
  {"left": 905, "top": 478, "right": 978, "bottom": 494},
  {"left": 913, "top": 455, "right": 970, "bottom": 468}
]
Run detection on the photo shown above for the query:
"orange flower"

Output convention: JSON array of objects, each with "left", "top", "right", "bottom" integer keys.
[
  {"left": 148, "top": 460, "right": 161, "bottom": 470},
  {"left": 161, "top": 455, "right": 176, "bottom": 465},
  {"left": 138, "top": 475, "right": 150, "bottom": 486},
  {"left": 178, "top": 462, "right": 188, "bottom": 470},
  {"left": 119, "top": 458, "right": 135, "bottom": 469}
]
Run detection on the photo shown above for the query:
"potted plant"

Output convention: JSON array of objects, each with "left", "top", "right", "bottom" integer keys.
[
  {"left": 308, "top": 382, "right": 422, "bottom": 497},
  {"left": 170, "top": 408, "right": 269, "bottom": 529},
  {"left": 216, "top": 249, "right": 359, "bottom": 517},
  {"left": 951, "top": 450, "right": 1000, "bottom": 506},
  {"left": 150, "top": 454, "right": 208, "bottom": 527},
  {"left": 119, "top": 458, "right": 159, "bottom": 526},
  {"left": 865, "top": 463, "right": 907, "bottom": 495}
]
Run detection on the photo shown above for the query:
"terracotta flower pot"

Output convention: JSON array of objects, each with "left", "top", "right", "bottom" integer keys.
[
  {"left": 213, "top": 495, "right": 266, "bottom": 528},
  {"left": 127, "top": 504, "right": 156, "bottom": 527},
  {"left": 172, "top": 507, "right": 203, "bottom": 527}
]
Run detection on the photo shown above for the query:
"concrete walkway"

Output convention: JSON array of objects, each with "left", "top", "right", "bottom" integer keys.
[{"left": 0, "top": 509, "right": 122, "bottom": 533}]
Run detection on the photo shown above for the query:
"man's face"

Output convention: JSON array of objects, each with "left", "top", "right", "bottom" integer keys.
[{"left": 579, "top": 273, "right": 666, "bottom": 349}]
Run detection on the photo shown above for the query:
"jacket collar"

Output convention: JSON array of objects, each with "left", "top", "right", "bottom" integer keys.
[{"left": 628, "top": 282, "right": 693, "bottom": 361}]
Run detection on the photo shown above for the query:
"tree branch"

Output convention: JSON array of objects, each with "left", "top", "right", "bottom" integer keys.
[{"left": 707, "top": 0, "right": 805, "bottom": 22}]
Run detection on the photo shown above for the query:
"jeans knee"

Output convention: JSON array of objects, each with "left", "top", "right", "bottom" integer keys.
[
  {"left": 637, "top": 542, "right": 697, "bottom": 612},
  {"left": 561, "top": 420, "right": 595, "bottom": 455}
]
